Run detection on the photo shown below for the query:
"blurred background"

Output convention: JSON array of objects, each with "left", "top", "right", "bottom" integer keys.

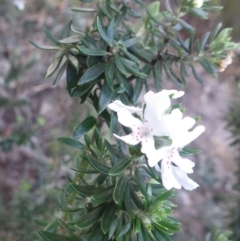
[{"left": 0, "top": 0, "right": 239, "bottom": 240}]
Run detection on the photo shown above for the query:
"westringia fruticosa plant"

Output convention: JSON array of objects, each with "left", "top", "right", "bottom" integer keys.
[{"left": 31, "top": 0, "right": 239, "bottom": 240}]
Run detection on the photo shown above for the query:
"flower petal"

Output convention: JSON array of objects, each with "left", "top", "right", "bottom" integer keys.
[
  {"left": 144, "top": 141, "right": 169, "bottom": 167},
  {"left": 161, "top": 159, "right": 181, "bottom": 190},
  {"left": 113, "top": 134, "right": 140, "bottom": 145},
  {"left": 178, "top": 125, "right": 205, "bottom": 148},
  {"left": 144, "top": 91, "right": 171, "bottom": 121},
  {"left": 108, "top": 100, "right": 142, "bottom": 113},
  {"left": 153, "top": 109, "right": 183, "bottom": 137},
  {"left": 172, "top": 166, "right": 199, "bottom": 190},
  {"left": 180, "top": 117, "right": 196, "bottom": 130},
  {"left": 160, "top": 90, "right": 185, "bottom": 99},
  {"left": 171, "top": 152, "right": 195, "bottom": 173},
  {"left": 117, "top": 108, "right": 142, "bottom": 129}
]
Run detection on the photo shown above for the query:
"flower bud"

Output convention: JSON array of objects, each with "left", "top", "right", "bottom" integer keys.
[{"left": 192, "top": 0, "right": 204, "bottom": 8}]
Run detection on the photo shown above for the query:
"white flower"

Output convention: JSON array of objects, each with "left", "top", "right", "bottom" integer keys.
[
  {"left": 192, "top": 0, "right": 204, "bottom": 8},
  {"left": 108, "top": 90, "right": 205, "bottom": 191},
  {"left": 148, "top": 108, "right": 205, "bottom": 190},
  {"left": 108, "top": 90, "right": 184, "bottom": 146},
  {"left": 13, "top": 0, "right": 25, "bottom": 11},
  {"left": 108, "top": 100, "right": 142, "bottom": 114}
]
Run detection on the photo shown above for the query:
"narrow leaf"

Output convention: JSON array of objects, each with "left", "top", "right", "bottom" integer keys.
[
  {"left": 44, "top": 28, "right": 59, "bottom": 45},
  {"left": 29, "top": 40, "right": 59, "bottom": 50},
  {"left": 75, "top": 205, "right": 106, "bottom": 229},
  {"left": 78, "top": 45, "right": 108, "bottom": 56},
  {"left": 71, "top": 7, "right": 97, "bottom": 12},
  {"left": 98, "top": 80, "right": 115, "bottom": 114},
  {"left": 73, "top": 116, "right": 96, "bottom": 139},
  {"left": 109, "top": 158, "right": 132, "bottom": 176},
  {"left": 52, "top": 61, "right": 68, "bottom": 85},
  {"left": 45, "top": 57, "right": 62, "bottom": 78},
  {"left": 113, "top": 175, "right": 127, "bottom": 206},
  {"left": 78, "top": 63, "right": 106, "bottom": 85},
  {"left": 97, "top": 17, "right": 111, "bottom": 44},
  {"left": 58, "top": 137, "right": 84, "bottom": 149},
  {"left": 87, "top": 154, "right": 110, "bottom": 174},
  {"left": 101, "top": 202, "right": 118, "bottom": 234}
]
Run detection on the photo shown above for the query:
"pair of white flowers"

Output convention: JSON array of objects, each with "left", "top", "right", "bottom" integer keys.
[{"left": 108, "top": 90, "right": 205, "bottom": 191}]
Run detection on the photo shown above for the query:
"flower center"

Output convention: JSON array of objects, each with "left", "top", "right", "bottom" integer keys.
[{"left": 132, "top": 119, "right": 153, "bottom": 141}]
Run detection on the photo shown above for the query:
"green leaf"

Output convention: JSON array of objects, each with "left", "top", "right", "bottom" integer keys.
[
  {"left": 52, "top": 61, "right": 68, "bottom": 85},
  {"left": 78, "top": 45, "right": 108, "bottom": 56},
  {"left": 133, "top": 78, "right": 143, "bottom": 103},
  {"left": 147, "top": 1, "right": 160, "bottom": 16},
  {"left": 39, "top": 231, "right": 72, "bottom": 241},
  {"left": 107, "top": 18, "right": 115, "bottom": 45},
  {"left": 152, "top": 222, "right": 174, "bottom": 235},
  {"left": 108, "top": 218, "right": 120, "bottom": 239},
  {"left": 71, "top": 167, "right": 98, "bottom": 174},
  {"left": 146, "top": 7, "right": 162, "bottom": 26},
  {"left": 105, "top": 140, "right": 127, "bottom": 158},
  {"left": 87, "top": 55, "right": 101, "bottom": 67},
  {"left": 179, "top": 146, "right": 202, "bottom": 157},
  {"left": 122, "top": 48, "right": 140, "bottom": 64},
  {"left": 75, "top": 204, "right": 106, "bottom": 229},
  {"left": 191, "top": 65, "right": 205, "bottom": 85},
  {"left": 59, "top": 35, "right": 82, "bottom": 44},
  {"left": 124, "top": 184, "right": 136, "bottom": 218},
  {"left": 197, "top": 58, "right": 217, "bottom": 76},
  {"left": 153, "top": 61, "right": 163, "bottom": 91},
  {"left": 121, "top": 57, "right": 147, "bottom": 78},
  {"left": 105, "top": 59, "right": 115, "bottom": 90},
  {"left": 113, "top": 175, "right": 128, "bottom": 206},
  {"left": 152, "top": 190, "right": 173, "bottom": 206},
  {"left": 79, "top": 0, "right": 93, "bottom": 2},
  {"left": 98, "top": 80, "right": 115, "bottom": 114},
  {"left": 153, "top": 136, "right": 172, "bottom": 149},
  {"left": 108, "top": 2, "right": 122, "bottom": 13},
  {"left": 210, "top": 23, "right": 222, "bottom": 43},
  {"left": 178, "top": 19, "right": 195, "bottom": 32},
  {"left": 71, "top": 7, "right": 97, "bottom": 12},
  {"left": 73, "top": 116, "right": 96, "bottom": 139},
  {"left": 97, "top": 16, "right": 111, "bottom": 44},
  {"left": 135, "top": 168, "right": 149, "bottom": 200},
  {"left": 97, "top": 2, "right": 111, "bottom": 18},
  {"left": 72, "top": 81, "right": 96, "bottom": 99},
  {"left": 180, "top": 62, "right": 187, "bottom": 86},
  {"left": 61, "top": 20, "right": 72, "bottom": 39},
  {"left": 45, "top": 57, "right": 63, "bottom": 78},
  {"left": 117, "top": 221, "right": 131, "bottom": 239},
  {"left": 141, "top": 224, "right": 152, "bottom": 241},
  {"left": 158, "top": 219, "right": 180, "bottom": 232},
  {"left": 88, "top": 225, "right": 104, "bottom": 241},
  {"left": 129, "top": 185, "right": 144, "bottom": 210},
  {"left": 71, "top": 183, "right": 96, "bottom": 196},
  {"left": 115, "top": 69, "right": 133, "bottom": 96},
  {"left": 91, "top": 186, "right": 114, "bottom": 206},
  {"left": 58, "top": 137, "right": 84, "bottom": 149},
  {"left": 67, "top": 54, "right": 79, "bottom": 71},
  {"left": 87, "top": 154, "right": 110, "bottom": 174},
  {"left": 163, "top": 65, "right": 184, "bottom": 88},
  {"left": 29, "top": 40, "right": 59, "bottom": 50},
  {"left": 189, "top": 8, "right": 208, "bottom": 19},
  {"left": 78, "top": 63, "right": 106, "bottom": 85},
  {"left": 101, "top": 202, "right": 118, "bottom": 234},
  {"left": 124, "top": 38, "right": 139, "bottom": 48},
  {"left": 152, "top": 229, "right": 171, "bottom": 241},
  {"left": 114, "top": 54, "right": 131, "bottom": 77},
  {"left": 200, "top": 32, "right": 211, "bottom": 52},
  {"left": 44, "top": 28, "right": 59, "bottom": 45},
  {"left": 109, "top": 158, "right": 132, "bottom": 176}
]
